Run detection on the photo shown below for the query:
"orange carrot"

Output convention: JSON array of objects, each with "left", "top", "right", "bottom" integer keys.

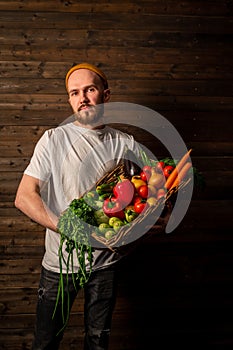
[
  {"left": 169, "top": 161, "right": 192, "bottom": 190},
  {"left": 164, "top": 149, "right": 192, "bottom": 189}
]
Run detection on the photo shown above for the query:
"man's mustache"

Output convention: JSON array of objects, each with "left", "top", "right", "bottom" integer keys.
[{"left": 78, "top": 104, "right": 92, "bottom": 111}]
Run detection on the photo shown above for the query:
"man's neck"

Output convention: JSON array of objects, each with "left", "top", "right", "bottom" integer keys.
[{"left": 73, "top": 120, "right": 105, "bottom": 130}]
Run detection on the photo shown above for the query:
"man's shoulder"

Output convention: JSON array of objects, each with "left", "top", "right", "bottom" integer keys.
[
  {"left": 105, "top": 125, "right": 134, "bottom": 139},
  {"left": 44, "top": 122, "right": 75, "bottom": 138}
]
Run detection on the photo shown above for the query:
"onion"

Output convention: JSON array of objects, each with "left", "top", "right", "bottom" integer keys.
[{"left": 148, "top": 168, "right": 166, "bottom": 188}]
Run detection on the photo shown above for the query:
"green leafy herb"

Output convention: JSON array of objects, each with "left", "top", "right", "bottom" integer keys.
[
  {"left": 158, "top": 157, "right": 177, "bottom": 167},
  {"left": 53, "top": 197, "right": 97, "bottom": 334}
]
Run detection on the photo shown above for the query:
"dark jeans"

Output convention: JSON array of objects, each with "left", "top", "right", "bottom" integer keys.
[{"left": 32, "top": 265, "right": 118, "bottom": 350}]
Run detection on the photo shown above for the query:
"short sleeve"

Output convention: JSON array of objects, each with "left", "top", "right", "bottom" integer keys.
[{"left": 24, "top": 130, "right": 52, "bottom": 182}]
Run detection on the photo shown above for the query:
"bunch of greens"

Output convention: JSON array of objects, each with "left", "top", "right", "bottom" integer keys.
[{"left": 53, "top": 197, "right": 98, "bottom": 333}]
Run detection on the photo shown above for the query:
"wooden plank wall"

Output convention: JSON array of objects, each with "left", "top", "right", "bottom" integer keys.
[{"left": 0, "top": 1, "right": 233, "bottom": 348}]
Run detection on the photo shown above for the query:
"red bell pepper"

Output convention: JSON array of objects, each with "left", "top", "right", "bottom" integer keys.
[
  {"left": 112, "top": 179, "right": 135, "bottom": 206},
  {"left": 103, "top": 197, "right": 125, "bottom": 220}
]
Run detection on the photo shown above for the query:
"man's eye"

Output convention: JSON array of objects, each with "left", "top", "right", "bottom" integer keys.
[
  {"left": 71, "top": 91, "right": 78, "bottom": 96},
  {"left": 87, "top": 87, "right": 95, "bottom": 93}
]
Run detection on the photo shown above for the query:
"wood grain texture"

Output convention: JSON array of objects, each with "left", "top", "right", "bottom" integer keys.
[{"left": 0, "top": 0, "right": 233, "bottom": 348}]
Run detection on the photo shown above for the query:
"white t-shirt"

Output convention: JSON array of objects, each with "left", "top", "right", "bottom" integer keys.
[{"left": 24, "top": 122, "right": 141, "bottom": 273}]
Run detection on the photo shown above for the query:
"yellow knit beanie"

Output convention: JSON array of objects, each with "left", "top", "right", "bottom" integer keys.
[{"left": 65, "top": 63, "right": 108, "bottom": 91}]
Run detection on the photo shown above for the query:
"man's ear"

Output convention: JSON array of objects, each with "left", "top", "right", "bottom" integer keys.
[{"left": 103, "top": 89, "right": 111, "bottom": 102}]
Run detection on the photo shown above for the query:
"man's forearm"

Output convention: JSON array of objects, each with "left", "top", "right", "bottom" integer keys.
[{"left": 15, "top": 190, "right": 59, "bottom": 232}]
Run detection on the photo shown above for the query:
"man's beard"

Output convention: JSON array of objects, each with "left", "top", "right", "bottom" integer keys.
[{"left": 75, "top": 104, "right": 104, "bottom": 126}]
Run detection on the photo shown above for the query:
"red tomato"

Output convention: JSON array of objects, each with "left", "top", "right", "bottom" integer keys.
[
  {"left": 140, "top": 171, "right": 148, "bottom": 182},
  {"left": 163, "top": 165, "right": 174, "bottom": 178},
  {"left": 137, "top": 185, "right": 148, "bottom": 199},
  {"left": 134, "top": 197, "right": 148, "bottom": 213},
  {"left": 155, "top": 161, "right": 165, "bottom": 173},
  {"left": 140, "top": 165, "right": 152, "bottom": 182},
  {"left": 133, "top": 196, "right": 140, "bottom": 204},
  {"left": 142, "top": 165, "right": 152, "bottom": 173}
]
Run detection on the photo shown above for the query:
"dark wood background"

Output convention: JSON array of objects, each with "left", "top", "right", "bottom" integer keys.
[{"left": 0, "top": 1, "right": 233, "bottom": 348}]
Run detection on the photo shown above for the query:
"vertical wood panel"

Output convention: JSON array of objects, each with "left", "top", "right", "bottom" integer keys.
[{"left": 0, "top": 1, "right": 233, "bottom": 348}]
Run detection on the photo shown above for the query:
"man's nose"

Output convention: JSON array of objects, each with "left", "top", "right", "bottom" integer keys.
[{"left": 80, "top": 90, "right": 88, "bottom": 104}]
